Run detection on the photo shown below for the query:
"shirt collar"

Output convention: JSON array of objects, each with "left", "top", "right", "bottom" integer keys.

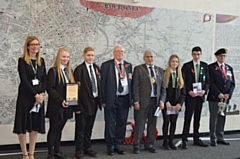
[
  {"left": 193, "top": 61, "right": 200, "bottom": 65},
  {"left": 146, "top": 64, "right": 154, "bottom": 69},
  {"left": 114, "top": 59, "right": 123, "bottom": 65},
  {"left": 217, "top": 61, "right": 225, "bottom": 67},
  {"left": 85, "top": 61, "right": 93, "bottom": 67},
  {"left": 171, "top": 70, "right": 176, "bottom": 74},
  {"left": 60, "top": 64, "right": 65, "bottom": 70}
]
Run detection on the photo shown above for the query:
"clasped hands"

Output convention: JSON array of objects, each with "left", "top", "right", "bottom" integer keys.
[
  {"left": 34, "top": 93, "right": 44, "bottom": 106},
  {"left": 166, "top": 102, "right": 181, "bottom": 111},
  {"left": 189, "top": 90, "right": 205, "bottom": 97},
  {"left": 218, "top": 93, "right": 229, "bottom": 100}
]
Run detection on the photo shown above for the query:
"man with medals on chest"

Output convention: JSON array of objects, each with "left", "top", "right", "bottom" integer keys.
[
  {"left": 132, "top": 51, "right": 166, "bottom": 154},
  {"left": 207, "top": 48, "right": 235, "bottom": 146}
]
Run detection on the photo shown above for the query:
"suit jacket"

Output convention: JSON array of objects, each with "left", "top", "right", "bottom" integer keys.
[
  {"left": 164, "top": 73, "right": 186, "bottom": 110},
  {"left": 101, "top": 59, "right": 132, "bottom": 109},
  {"left": 132, "top": 64, "right": 166, "bottom": 108},
  {"left": 207, "top": 62, "right": 235, "bottom": 103},
  {"left": 46, "top": 67, "right": 73, "bottom": 119},
  {"left": 73, "top": 62, "right": 102, "bottom": 115},
  {"left": 182, "top": 60, "right": 210, "bottom": 102}
]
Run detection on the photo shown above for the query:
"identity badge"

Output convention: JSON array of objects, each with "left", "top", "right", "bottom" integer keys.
[{"left": 32, "top": 79, "right": 39, "bottom": 85}]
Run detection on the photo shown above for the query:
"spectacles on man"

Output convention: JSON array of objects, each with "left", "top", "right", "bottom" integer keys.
[
  {"left": 29, "top": 43, "right": 40, "bottom": 46},
  {"left": 114, "top": 50, "right": 124, "bottom": 53}
]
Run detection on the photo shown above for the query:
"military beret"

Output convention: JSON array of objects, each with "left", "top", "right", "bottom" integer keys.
[{"left": 214, "top": 48, "right": 228, "bottom": 55}]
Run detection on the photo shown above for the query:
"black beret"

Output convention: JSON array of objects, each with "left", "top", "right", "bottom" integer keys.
[{"left": 215, "top": 48, "right": 227, "bottom": 55}]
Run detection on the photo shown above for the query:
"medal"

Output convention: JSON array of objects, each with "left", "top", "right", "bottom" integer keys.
[{"left": 151, "top": 77, "right": 156, "bottom": 83}]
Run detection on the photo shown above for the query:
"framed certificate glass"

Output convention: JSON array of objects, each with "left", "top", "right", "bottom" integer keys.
[{"left": 66, "top": 83, "right": 78, "bottom": 106}]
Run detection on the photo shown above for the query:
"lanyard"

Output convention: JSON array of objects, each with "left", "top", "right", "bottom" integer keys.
[
  {"left": 114, "top": 59, "right": 125, "bottom": 78},
  {"left": 30, "top": 60, "right": 37, "bottom": 79}
]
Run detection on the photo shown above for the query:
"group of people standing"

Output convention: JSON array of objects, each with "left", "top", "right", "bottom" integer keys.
[{"left": 13, "top": 36, "right": 235, "bottom": 159}]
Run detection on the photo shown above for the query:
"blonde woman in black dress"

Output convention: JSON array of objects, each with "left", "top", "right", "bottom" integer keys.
[
  {"left": 46, "top": 48, "right": 75, "bottom": 159},
  {"left": 162, "top": 54, "right": 186, "bottom": 150},
  {"left": 13, "top": 36, "right": 46, "bottom": 159}
]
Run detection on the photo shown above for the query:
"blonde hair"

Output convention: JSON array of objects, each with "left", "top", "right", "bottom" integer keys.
[
  {"left": 51, "top": 48, "right": 75, "bottom": 83},
  {"left": 20, "top": 36, "right": 42, "bottom": 66},
  {"left": 165, "top": 54, "right": 184, "bottom": 89}
]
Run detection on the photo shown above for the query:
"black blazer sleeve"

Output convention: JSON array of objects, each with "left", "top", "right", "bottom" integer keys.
[
  {"left": 40, "top": 58, "right": 47, "bottom": 93},
  {"left": 181, "top": 63, "right": 191, "bottom": 94},
  {"left": 100, "top": 62, "right": 108, "bottom": 104},
  {"left": 73, "top": 65, "right": 83, "bottom": 112},
  {"left": 47, "top": 68, "right": 65, "bottom": 103}
]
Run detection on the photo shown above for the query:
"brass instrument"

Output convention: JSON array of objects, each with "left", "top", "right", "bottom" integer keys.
[{"left": 218, "top": 99, "right": 227, "bottom": 116}]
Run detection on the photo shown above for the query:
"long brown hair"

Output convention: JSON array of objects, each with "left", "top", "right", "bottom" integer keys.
[
  {"left": 51, "top": 48, "right": 75, "bottom": 83},
  {"left": 20, "top": 36, "right": 42, "bottom": 66},
  {"left": 164, "top": 54, "right": 184, "bottom": 89}
]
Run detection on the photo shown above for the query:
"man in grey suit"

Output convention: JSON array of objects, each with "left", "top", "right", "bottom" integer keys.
[{"left": 132, "top": 51, "right": 166, "bottom": 154}]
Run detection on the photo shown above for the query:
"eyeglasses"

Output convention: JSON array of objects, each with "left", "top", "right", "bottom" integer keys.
[
  {"left": 114, "top": 50, "right": 124, "bottom": 53},
  {"left": 29, "top": 43, "right": 40, "bottom": 46}
]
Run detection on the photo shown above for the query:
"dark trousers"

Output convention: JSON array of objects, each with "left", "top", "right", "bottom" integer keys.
[
  {"left": 182, "top": 97, "right": 203, "bottom": 141},
  {"left": 74, "top": 108, "right": 97, "bottom": 152},
  {"left": 133, "top": 98, "right": 157, "bottom": 149},
  {"left": 104, "top": 95, "right": 129, "bottom": 150},
  {"left": 47, "top": 114, "right": 67, "bottom": 155},
  {"left": 162, "top": 109, "right": 179, "bottom": 143},
  {"left": 209, "top": 101, "right": 226, "bottom": 141}
]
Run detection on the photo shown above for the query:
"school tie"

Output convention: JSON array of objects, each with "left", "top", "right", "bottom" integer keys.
[
  {"left": 89, "top": 65, "right": 97, "bottom": 93},
  {"left": 63, "top": 67, "right": 70, "bottom": 83},
  {"left": 172, "top": 72, "right": 176, "bottom": 88},
  {"left": 118, "top": 63, "right": 124, "bottom": 93},
  {"left": 149, "top": 66, "right": 157, "bottom": 95},
  {"left": 196, "top": 64, "right": 200, "bottom": 82}
]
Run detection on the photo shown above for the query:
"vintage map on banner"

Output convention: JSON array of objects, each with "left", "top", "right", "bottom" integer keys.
[{"left": 0, "top": 0, "right": 214, "bottom": 124}]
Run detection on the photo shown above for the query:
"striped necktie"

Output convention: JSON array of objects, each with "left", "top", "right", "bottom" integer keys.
[{"left": 89, "top": 65, "right": 96, "bottom": 93}]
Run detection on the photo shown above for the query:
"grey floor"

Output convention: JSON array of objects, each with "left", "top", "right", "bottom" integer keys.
[{"left": 1, "top": 133, "right": 240, "bottom": 159}]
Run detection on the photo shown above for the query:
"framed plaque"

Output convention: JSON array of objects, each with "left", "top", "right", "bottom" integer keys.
[{"left": 66, "top": 83, "right": 78, "bottom": 106}]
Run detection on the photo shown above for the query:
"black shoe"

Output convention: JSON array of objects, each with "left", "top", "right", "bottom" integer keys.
[
  {"left": 169, "top": 142, "right": 178, "bottom": 150},
  {"left": 54, "top": 152, "right": 69, "bottom": 159},
  {"left": 145, "top": 147, "right": 157, "bottom": 153},
  {"left": 210, "top": 141, "right": 217, "bottom": 147},
  {"left": 162, "top": 143, "right": 170, "bottom": 150},
  {"left": 84, "top": 148, "right": 98, "bottom": 157},
  {"left": 47, "top": 155, "right": 55, "bottom": 159},
  {"left": 133, "top": 148, "right": 140, "bottom": 154},
  {"left": 217, "top": 140, "right": 230, "bottom": 145},
  {"left": 182, "top": 140, "right": 188, "bottom": 149},
  {"left": 114, "top": 148, "right": 125, "bottom": 155},
  {"left": 107, "top": 149, "right": 114, "bottom": 156},
  {"left": 193, "top": 139, "right": 209, "bottom": 147},
  {"left": 75, "top": 150, "right": 84, "bottom": 158}
]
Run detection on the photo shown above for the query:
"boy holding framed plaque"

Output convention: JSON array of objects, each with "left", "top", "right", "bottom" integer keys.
[{"left": 73, "top": 47, "right": 102, "bottom": 158}]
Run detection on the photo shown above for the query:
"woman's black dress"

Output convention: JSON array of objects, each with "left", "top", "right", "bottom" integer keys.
[{"left": 13, "top": 57, "right": 46, "bottom": 134}]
